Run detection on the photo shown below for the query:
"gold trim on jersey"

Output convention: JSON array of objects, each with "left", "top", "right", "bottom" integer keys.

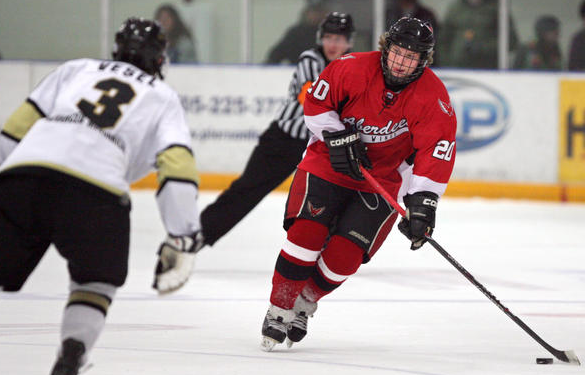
[
  {"left": 156, "top": 146, "right": 200, "bottom": 185},
  {"left": 68, "top": 290, "right": 111, "bottom": 314},
  {"left": 2, "top": 102, "right": 43, "bottom": 141},
  {"left": 1, "top": 162, "right": 125, "bottom": 196}
]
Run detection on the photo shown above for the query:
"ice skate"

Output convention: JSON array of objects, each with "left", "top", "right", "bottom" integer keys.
[
  {"left": 260, "top": 305, "right": 295, "bottom": 352},
  {"left": 50, "top": 338, "right": 86, "bottom": 375},
  {"left": 286, "top": 294, "right": 317, "bottom": 348}
]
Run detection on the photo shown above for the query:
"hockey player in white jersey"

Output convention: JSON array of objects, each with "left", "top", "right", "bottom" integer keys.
[{"left": 0, "top": 18, "right": 202, "bottom": 375}]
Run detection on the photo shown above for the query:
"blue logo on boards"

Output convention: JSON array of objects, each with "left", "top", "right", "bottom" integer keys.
[{"left": 443, "top": 77, "right": 510, "bottom": 151}]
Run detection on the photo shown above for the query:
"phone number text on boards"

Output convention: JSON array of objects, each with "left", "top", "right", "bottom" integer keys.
[{"left": 180, "top": 95, "right": 287, "bottom": 116}]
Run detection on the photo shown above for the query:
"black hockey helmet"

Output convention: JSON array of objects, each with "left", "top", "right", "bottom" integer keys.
[
  {"left": 379, "top": 17, "right": 435, "bottom": 86},
  {"left": 112, "top": 18, "right": 167, "bottom": 79},
  {"left": 317, "top": 12, "right": 355, "bottom": 45}
]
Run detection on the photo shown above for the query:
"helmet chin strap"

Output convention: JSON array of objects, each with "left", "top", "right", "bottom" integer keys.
[
  {"left": 157, "top": 53, "right": 169, "bottom": 79},
  {"left": 385, "top": 78, "right": 409, "bottom": 92}
]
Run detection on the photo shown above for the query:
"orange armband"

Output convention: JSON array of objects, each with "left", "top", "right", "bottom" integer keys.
[{"left": 297, "top": 81, "right": 314, "bottom": 105}]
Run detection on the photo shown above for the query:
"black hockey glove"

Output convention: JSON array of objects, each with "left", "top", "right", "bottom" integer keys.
[
  {"left": 323, "top": 128, "right": 372, "bottom": 181},
  {"left": 398, "top": 192, "right": 438, "bottom": 250},
  {"left": 153, "top": 231, "right": 205, "bottom": 294}
]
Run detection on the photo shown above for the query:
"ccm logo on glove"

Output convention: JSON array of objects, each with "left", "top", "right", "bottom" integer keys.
[
  {"left": 422, "top": 198, "right": 437, "bottom": 207},
  {"left": 322, "top": 128, "right": 372, "bottom": 181},
  {"left": 327, "top": 133, "right": 360, "bottom": 147}
]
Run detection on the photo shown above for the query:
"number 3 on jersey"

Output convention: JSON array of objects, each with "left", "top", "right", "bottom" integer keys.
[
  {"left": 77, "top": 78, "right": 135, "bottom": 129},
  {"left": 308, "top": 78, "right": 330, "bottom": 101}
]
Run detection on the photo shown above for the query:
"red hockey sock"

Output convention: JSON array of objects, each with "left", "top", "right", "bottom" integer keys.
[
  {"left": 302, "top": 235, "right": 364, "bottom": 303},
  {"left": 270, "top": 219, "right": 328, "bottom": 309}
]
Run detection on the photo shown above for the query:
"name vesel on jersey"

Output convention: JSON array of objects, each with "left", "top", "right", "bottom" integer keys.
[
  {"left": 41, "top": 61, "right": 161, "bottom": 152},
  {"left": 98, "top": 61, "right": 157, "bottom": 86}
]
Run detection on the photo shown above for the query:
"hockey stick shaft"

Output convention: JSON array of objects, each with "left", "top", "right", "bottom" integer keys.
[{"left": 360, "top": 167, "right": 580, "bottom": 365}]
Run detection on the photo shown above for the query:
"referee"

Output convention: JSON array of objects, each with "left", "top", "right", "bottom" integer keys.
[{"left": 201, "top": 12, "right": 356, "bottom": 246}]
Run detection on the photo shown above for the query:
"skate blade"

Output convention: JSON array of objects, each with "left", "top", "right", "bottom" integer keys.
[
  {"left": 261, "top": 336, "right": 278, "bottom": 352},
  {"left": 286, "top": 338, "right": 294, "bottom": 349}
]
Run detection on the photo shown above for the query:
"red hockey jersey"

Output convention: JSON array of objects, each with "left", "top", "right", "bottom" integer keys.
[{"left": 300, "top": 51, "right": 457, "bottom": 199}]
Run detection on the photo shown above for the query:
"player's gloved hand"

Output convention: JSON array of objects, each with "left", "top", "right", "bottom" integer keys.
[
  {"left": 153, "top": 231, "right": 205, "bottom": 294},
  {"left": 323, "top": 128, "right": 372, "bottom": 181},
  {"left": 398, "top": 192, "right": 438, "bottom": 250}
]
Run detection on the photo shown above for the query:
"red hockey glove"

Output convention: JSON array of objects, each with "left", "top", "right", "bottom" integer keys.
[{"left": 323, "top": 128, "right": 372, "bottom": 181}]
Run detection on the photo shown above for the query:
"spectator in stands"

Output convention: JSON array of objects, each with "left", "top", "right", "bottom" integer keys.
[
  {"left": 155, "top": 4, "right": 197, "bottom": 63},
  {"left": 265, "top": 3, "right": 328, "bottom": 64},
  {"left": 438, "top": 0, "right": 518, "bottom": 69},
  {"left": 178, "top": 0, "right": 213, "bottom": 63},
  {"left": 513, "top": 15, "right": 562, "bottom": 71},
  {"left": 385, "top": 0, "right": 440, "bottom": 64},
  {"left": 569, "top": 1, "right": 585, "bottom": 71}
]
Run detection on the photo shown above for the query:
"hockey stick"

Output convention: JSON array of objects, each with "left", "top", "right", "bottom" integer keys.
[{"left": 360, "top": 167, "right": 581, "bottom": 365}]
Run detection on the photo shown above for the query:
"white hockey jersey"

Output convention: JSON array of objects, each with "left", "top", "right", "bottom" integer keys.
[{"left": 0, "top": 58, "right": 200, "bottom": 236}]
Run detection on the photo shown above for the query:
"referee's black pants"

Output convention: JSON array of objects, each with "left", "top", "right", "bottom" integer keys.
[{"left": 200, "top": 121, "right": 308, "bottom": 246}]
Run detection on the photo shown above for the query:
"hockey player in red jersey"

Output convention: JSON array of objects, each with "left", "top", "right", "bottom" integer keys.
[{"left": 261, "top": 17, "right": 457, "bottom": 351}]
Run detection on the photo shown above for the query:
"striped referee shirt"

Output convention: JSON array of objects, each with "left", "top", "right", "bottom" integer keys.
[{"left": 274, "top": 48, "right": 327, "bottom": 140}]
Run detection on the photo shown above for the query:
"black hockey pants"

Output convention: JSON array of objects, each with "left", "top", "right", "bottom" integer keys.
[
  {"left": 200, "top": 121, "right": 308, "bottom": 245},
  {"left": 0, "top": 167, "right": 130, "bottom": 291}
]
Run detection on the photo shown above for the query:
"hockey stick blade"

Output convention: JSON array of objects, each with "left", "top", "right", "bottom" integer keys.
[
  {"left": 359, "top": 167, "right": 581, "bottom": 365},
  {"left": 562, "top": 350, "right": 581, "bottom": 365},
  {"left": 553, "top": 350, "right": 581, "bottom": 365}
]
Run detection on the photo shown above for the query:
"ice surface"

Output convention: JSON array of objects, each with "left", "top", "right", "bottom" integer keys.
[{"left": 1, "top": 192, "right": 584, "bottom": 375}]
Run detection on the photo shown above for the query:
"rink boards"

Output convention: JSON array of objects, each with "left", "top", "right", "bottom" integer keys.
[{"left": 1, "top": 61, "right": 584, "bottom": 201}]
